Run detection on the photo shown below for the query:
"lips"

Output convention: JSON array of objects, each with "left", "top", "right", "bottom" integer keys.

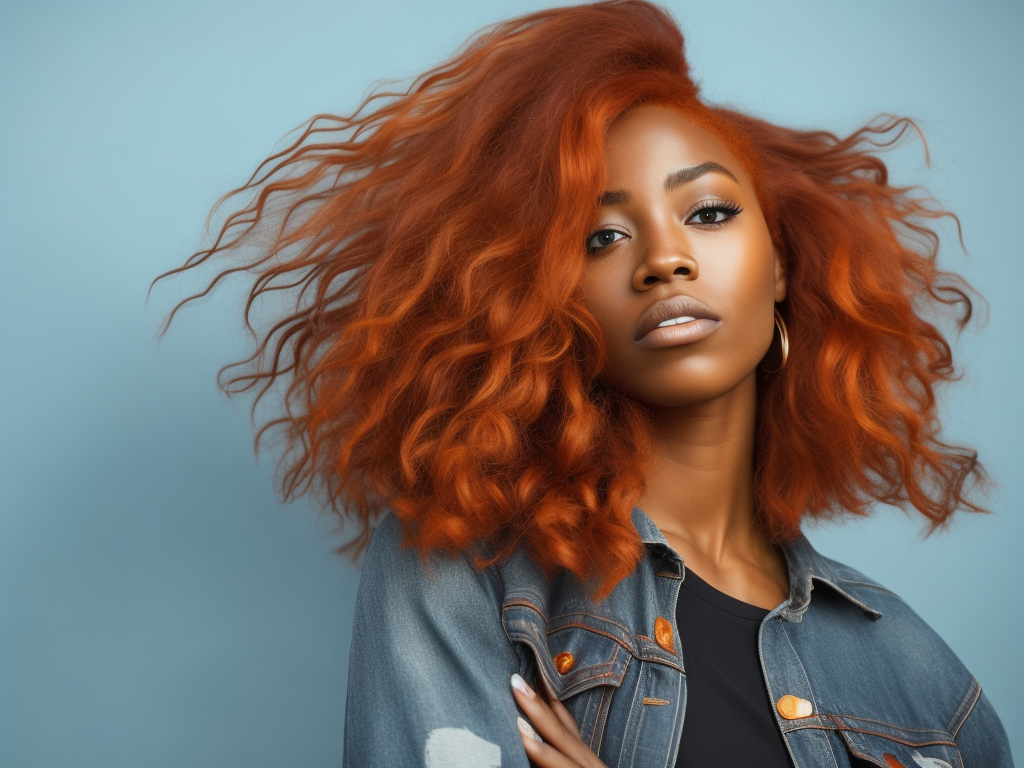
[{"left": 634, "top": 295, "right": 721, "bottom": 342}]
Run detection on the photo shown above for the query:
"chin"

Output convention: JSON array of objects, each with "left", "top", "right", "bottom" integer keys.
[{"left": 611, "top": 365, "right": 761, "bottom": 409}]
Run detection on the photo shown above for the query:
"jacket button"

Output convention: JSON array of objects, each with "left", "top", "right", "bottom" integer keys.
[
  {"left": 776, "top": 694, "right": 813, "bottom": 719},
  {"left": 654, "top": 616, "right": 674, "bottom": 652},
  {"left": 553, "top": 652, "right": 575, "bottom": 674}
]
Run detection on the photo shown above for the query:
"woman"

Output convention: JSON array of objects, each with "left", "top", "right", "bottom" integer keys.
[{"left": 157, "top": 1, "right": 1013, "bottom": 766}]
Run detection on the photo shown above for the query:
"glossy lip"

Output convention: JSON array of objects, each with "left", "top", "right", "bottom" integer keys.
[
  {"left": 635, "top": 317, "right": 721, "bottom": 348},
  {"left": 634, "top": 294, "right": 721, "bottom": 343}
]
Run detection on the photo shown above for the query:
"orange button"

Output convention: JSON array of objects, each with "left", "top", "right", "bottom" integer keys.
[
  {"left": 776, "top": 694, "right": 813, "bottom": 720},
  {"left": 654, "top": 616, "right": 674, "bottom": 652},
  {"left": 553, "top": 652, "right": 575, "bottom": 674}
]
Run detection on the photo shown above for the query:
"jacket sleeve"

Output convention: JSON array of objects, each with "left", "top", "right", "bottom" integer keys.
[
  {"left": 954, "top": 687, "right": 1015, "bottom": 768},
  {"left": 342, "top": 512, "right": 531, "bottom": 768}
]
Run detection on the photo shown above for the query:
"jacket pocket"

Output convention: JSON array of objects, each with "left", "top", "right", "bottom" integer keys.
[
  {"left": 502, "top": 602, "right": 632, "bottom": 752},
  {"left": 826, "top": 715, "right": 963, "bottom": 768}
]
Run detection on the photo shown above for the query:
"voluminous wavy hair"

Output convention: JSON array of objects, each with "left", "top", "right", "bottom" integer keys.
[{"left": 156, "top": 0, "right": 988, "bottom": 597}]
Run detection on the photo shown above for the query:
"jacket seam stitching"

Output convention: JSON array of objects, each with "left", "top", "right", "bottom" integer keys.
[
  {"left": 634, "top": 635, "right": 684, "bottom": 672},
  {"left": 551, "top": 620, "right": 633, "bottom": 653},
  {"left": 618, "top": 662, "right": 649, "bottom": 768},
  {"left": 789, "top": 723, "right": 959, "bottom": 749},
  {"left": 503, "top": 598, "right": 635, "bottom": 641},
  {"left": 948, "top": 677, "right": 982, "bottom": 737},
  {"left": 548, "top": 611, "right": 634, "bottom": 638},
  {"left": 590, "top": 681, "right": 613, "bottom": 755},
  {"left": 825, "top": 714, "right": 959, "bottom": 735},
  {"left": 500, "top": 607, "right": 635, "bottom": 691},
  {"left": 780, "top": 619, "right": 839, "bottom": 766},
  {"left": 503, "top": 600, "right": 682, "bottom": 672},
  {"left": 840, "top": 729, "right": 957, "bottom": 749}
]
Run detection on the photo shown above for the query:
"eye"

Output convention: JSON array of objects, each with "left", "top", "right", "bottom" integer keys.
[
  {"left": 586, "top": 229, "right": 629, "bottom": 252},
  {"left": 686, "top": 202, "right": 742, "bottom": 227}
]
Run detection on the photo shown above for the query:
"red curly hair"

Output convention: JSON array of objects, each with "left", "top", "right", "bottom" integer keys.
[{"left": 155, "top": 0, "right": 988, "bottom": 597}]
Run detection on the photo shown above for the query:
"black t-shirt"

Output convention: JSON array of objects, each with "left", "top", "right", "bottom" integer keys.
[{"left": 674, "top": 569, "right": 793, "bottom": 767}]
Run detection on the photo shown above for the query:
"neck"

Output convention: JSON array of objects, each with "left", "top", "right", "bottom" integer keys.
[{"left": 640, "top": 369, "right": 784, "bottom": 571}]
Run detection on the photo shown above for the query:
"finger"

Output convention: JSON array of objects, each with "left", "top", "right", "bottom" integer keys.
[
  {"left": 511, "top": 675, "right": 604, "bottom": 767},
  {"left": 514, "top": 674, "right": 581, "bottom": 745},
  {"left": 540, "top": 686, "right": 582, "bottom": 735},
  {"left": 517, "top": 717, "right": 582, "bottom": 768},
  {"left": 533, "top": 680, "right": 580, "bottom": 734}
]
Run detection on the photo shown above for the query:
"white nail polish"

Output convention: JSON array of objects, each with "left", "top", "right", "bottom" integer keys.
[
  {"left": 517, "top": 716, "right": 543, "bottom": 742},
  {"left": 510, "top": 673, "right": 535, "bottom": 699}
]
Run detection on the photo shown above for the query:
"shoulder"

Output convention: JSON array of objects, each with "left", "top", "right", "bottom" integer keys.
[
  {"left": 804, "top": 550, "right": 961, "bottom": 665},
  {"left": 783, "top": 549, "right": 1014, "bottom": 765},
  {"left": 788, "top": 535, "right": 937, "bottom": 634},
  {"left": 345, "top": 513, "right": 534, "bottom": 767},
  {"left": 358, "top": 511, "right": 506, "bottom": 613},
  {"left": 813, "top": 553, "right": 948, "bottom": 646},
  {"left": 815, "top": 553, "right": 899, "bottom": 598},
  {"left": 787, "top": 547, "right": 984, "bottom": 733}
]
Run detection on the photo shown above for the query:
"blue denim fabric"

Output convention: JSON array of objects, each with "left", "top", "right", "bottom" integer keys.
[{"left": 343, "top": 508, "right": 1013, "bottom": 768}]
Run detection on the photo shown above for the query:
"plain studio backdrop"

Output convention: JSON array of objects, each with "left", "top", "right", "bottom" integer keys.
[{"left": 1, "top": 1, "right": 1020, "bottom": 765}]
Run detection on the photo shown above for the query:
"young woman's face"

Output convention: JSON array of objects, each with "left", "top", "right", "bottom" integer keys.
[{"left": 581, "top": 104, "right": 786, "bottom": 407}]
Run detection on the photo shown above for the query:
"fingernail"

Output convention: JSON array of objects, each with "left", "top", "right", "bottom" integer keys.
[
  {"left": 517, "top": 716, "right": 543, "bottom": 742},
  {"left": 510, "top": 673, "right": 535, "bottom": 699}
]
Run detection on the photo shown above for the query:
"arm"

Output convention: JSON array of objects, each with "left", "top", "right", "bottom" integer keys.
[
  {"left": 342, "top": 513, "right": 530, "bottom": 768},
  {"left": 954, "top": 688, "right": 1015, "bottom": 768}
]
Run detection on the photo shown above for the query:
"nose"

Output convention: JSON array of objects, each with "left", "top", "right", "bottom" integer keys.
[{"left": 631, "top": 224, "right": 699, "bottom": 290}]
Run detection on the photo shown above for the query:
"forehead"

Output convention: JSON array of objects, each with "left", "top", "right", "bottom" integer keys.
[{"left": 603, "top": 105, "right": 745, "bottom": 184}]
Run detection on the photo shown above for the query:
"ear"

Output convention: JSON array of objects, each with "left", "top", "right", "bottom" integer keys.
[{"left": 772, "top": 247, "right": 788, "bottom": 303}]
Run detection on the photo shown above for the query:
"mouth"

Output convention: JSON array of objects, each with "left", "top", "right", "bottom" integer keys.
[
  {"left": 634, "top": 294, "right": 721, "bottom": 344},
  {"left": 655, "top": 315, "right": 699, "bottom": 328}
]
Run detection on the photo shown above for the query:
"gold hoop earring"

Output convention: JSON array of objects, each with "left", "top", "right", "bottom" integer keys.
[{"left": 762, "top": 308, "right": 789, "bottom": 374}]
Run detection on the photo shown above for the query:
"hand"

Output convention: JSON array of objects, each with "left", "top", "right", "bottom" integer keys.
[{"left": 510, "top": 674, "right": 610, "bottom": 768}]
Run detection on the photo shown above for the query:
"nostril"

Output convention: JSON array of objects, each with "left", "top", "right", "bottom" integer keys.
[{"left": 675, "top": 267, "right": 690, "bottom": 275}]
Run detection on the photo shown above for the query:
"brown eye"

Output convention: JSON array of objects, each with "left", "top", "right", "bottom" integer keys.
[
  {"left": 586, "top": 229, "right": 628, "bottom": 252},
  {"left": 686, "top": 203, "right": 742, "bottom": 226}
]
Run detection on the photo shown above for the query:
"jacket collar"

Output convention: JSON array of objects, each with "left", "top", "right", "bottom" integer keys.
[{"left": 631, "top": 506, "right": 883, "bottom": 621}]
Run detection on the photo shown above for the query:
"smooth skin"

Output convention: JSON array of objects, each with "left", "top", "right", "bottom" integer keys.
[{"left": 514, "top": 104, "right": 790, "bottom": 765}]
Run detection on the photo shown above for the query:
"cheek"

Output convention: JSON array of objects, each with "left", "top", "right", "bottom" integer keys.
[
  {"left": 581, "top": 291, "right": 632, "bottom": 380},
  {"left": 581, "top": 268, "right": 623, "bottom": 334},
  {"left": 707, "top": 231, "right": 776, "bottom": 308},
  {"left": 594, "top": 302, "right": 629, "bottom": 367},
  {"left": 716, "top": 239, "right": 779, "bottom": 362}
]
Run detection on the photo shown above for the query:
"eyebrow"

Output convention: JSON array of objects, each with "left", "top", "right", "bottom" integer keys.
[{"left": 598, "top": 161, "right": 738, "bottom": 206}]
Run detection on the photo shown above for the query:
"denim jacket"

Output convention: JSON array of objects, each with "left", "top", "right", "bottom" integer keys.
[{"left": 343, "top": 508, "right": 1013, "bottom": 768}]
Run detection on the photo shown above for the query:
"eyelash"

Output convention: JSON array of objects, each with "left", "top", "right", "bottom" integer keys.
[
  {"left": 687, "top": 200, "right": 743, "bottom": 228},
  {"left": 585, "top": 200, "right": 744, "bottom": 253}
]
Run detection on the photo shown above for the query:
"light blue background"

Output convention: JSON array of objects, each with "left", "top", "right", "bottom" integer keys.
[{"left": 1, "top": 1, "right": 1020, "bottom": 765}]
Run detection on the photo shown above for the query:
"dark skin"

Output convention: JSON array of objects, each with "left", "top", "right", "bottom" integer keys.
[{"left": 513, "top": 105, "right": 790, "bottom": 765}]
